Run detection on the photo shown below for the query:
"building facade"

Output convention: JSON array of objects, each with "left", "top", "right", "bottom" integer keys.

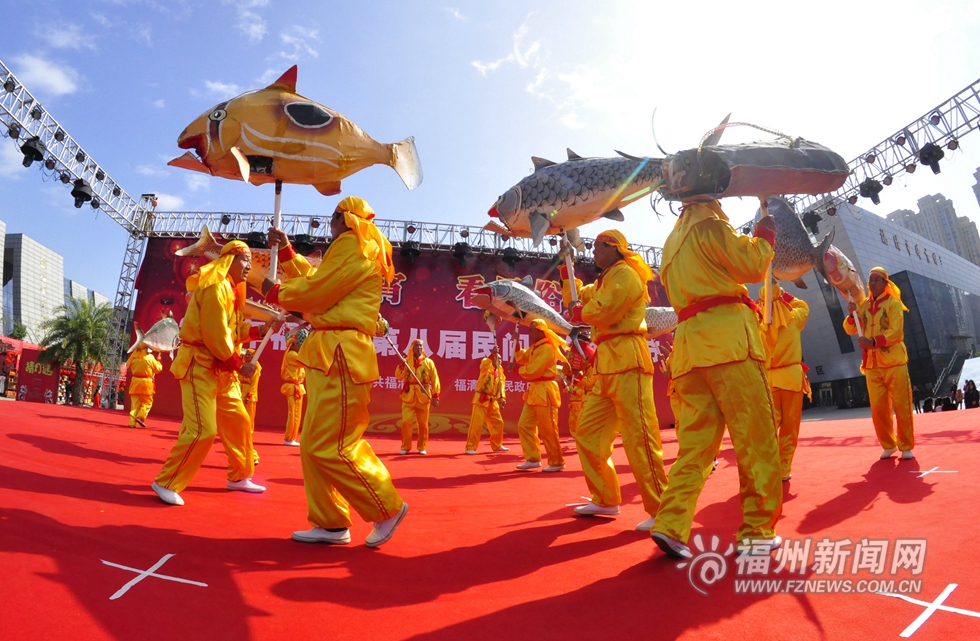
[
  {"left": 887, "top": 193, "right": 980, "bottom": 266},
  {"left": 3, "top": 233, "right": 65, "bottom": 343}
]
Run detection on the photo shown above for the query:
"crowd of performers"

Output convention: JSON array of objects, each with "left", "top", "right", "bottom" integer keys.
[{"left": 142, "top": 195, "right": 920, "bottom": 558}]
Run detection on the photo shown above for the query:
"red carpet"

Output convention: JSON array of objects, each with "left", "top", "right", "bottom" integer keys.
[{"left": 1, "top": 400, "right": 978, "bottom": 640}]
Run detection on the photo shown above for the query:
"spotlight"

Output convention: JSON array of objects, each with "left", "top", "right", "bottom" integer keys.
[
  {"left": 947, "top": 139, "right": 959, "bottom": 151},
  {"left": 549, "top": 237, "right": 558, "bottom": 246},
  {"left": 71, "top": 179, "right": 93, "bottom": 208},
  {"left": 530, "top": 257, "right": 539, "bottom": 265},
  {"left": 459, "top": 229, "right": 469, "bottom": 239},
  {"left": 906, "top": 163, "right": 917, "bottom": 174},
  {"left": 292, "top": 234, "right": 316, "bottom": 255},
  {"left": 431, "top": 250, "right": 440, "bottom": 258},
  {"left": 310, "top": 218, "right": 320, "bottom": 229},
  {"left": 112, "top": 186, "right": 121, "bottom": 197},
  {"left": 30, "top": 106, "right": 42, "bottom": 120},
  {"left": 75, "top": 151, "right": 85, "bottom": 163},
  {"left": 44, "top": 158, "right": 56, "bottom": 170},
  {"left": 584, "top": 242, "right": 592, "bottom": 250},
  {"left": 452, "top": 242, "right": 472, "bottom": 267},
  {"left": 95, "top": 169, "right": 105, "bottom": 181},
  {"left": 59, "top": 172, "right": 71, "bottom": 184},
  {"left": 827, "top": 206, "right": 837, "bottom": 216},
  {"left": 929, "top": 112, "right": 942, "bottom": 126},
  {"left": 847, "top": 195, "right": 858, "bottom": 205},
  {"left": 400, "top": 240, "right": 422, "bottom": 265},
  {"left": 3, "top": 78, "right": 15, "bottom": 92},
  {"left": 54, "top": 129, "right": 65, "bottom": 142},
  {"left": 220, "top": 214, "right": 231, "bottom": 225},
  {"left": 801, "top": 211, "right": 822, "bottom": 235},
  {"left": 8, "top": 124, "right": 21, "bottom": 139},
  {"left": 741, "top": 224, "right": 753, "bottom": 235},
  {"left": 406, "top": 224, "right": 417, "bottom": 235},
  {"left": 245, "top": 231, "right": 268, "bottom": 249},
  {"left": 859, "top": 178, "right": 883, "bottom": 205},
  {"left": 895, "top": 135, "right": 906, "bottom": 146},
  {"left": 19, "top": 137, "right": 46, "bottom": 167},
  {"left": 883, "top": 175, "right": 893, "bottom": 186},
  {"left": 91, "top": 199, "right": 101, "bottom": 210},
  {"left": 502, "top": 247, "right": 523, "bottom": 271},
  {"left": 918, "top": 142, "right": 944, "bottom": 174},
  {"left": 865, "top": 153, "right": 876, "bottom": 164}
]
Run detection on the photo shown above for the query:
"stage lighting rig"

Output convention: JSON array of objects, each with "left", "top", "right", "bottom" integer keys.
[
  {"left": 292, "top": 234, "right": 316, "bottom": 255},
  {"left": 71, "top": 179, "right": 93, "bottom": 208},
  {"left": 20, "top": 136, "right": 45, "bottom": 167},
  {"left": 918, "top": 142, "right": 944, "bottom": 174},
  {"left": 400, "top": 240, "right": 422, "bottom": 265},
  {"left": 502, "top": 247, "right": 523, "bottom": 271},
  {"left": 859, "top": 178, "right": 883, "bottom": 205},
  {"left": 452, "top": 242, "right": 472, "bottom": 267},
  {"left": 245, "top": 231, "right": 268, "bottom": 249}
]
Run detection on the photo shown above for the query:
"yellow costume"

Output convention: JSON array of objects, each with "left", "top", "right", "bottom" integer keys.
[
  {"left": 653, "top": 201, "right": 781, "bottom": 546},
  {"left": 566, "top": 365, "right": 597, "bottom": 439},
  {"left": 126, "top": 347, "right": 162, "bottom": 428},
  {"left": 757, "top": 285, "right": 811, "bottom": 480},
  {"left": 465, "top": 356, "right": 507, "bottom": 452},
  {"left": 280, "top": 347, "right": 307, "bottom": 443},
  {"left": 155, "top": 241, "right": 260, "bottom": 493},
  {"left": 562, "top": 231, "right": 669, "bottom": 516},
  {"left": 239, "top": 350, "right": 262, "bottom": 465},
  {"left": 514, "top": 321, "right": 565, "bottom": 467},
  {"left": 269, "top": 197, "right": 404, "bottom": 530},
  {"left": 395, "top": 340, "right": 441, "bottom": 454},
  {"left": 843, "top": 268, "right": 914, "bottom": 453}
]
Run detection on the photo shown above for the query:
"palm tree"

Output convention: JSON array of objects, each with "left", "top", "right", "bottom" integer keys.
[{"left": 39, "top": 298, "right": 112, "bottom": 406}]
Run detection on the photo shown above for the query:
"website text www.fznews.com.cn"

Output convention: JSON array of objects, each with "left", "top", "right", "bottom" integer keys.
[{"left": 734, "top": 578, "right": 923, "bottom": 595}]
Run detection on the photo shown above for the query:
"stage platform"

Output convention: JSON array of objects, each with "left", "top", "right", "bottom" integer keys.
[{"left": 1, "top": 400, "right": 977, "bottom": 640}]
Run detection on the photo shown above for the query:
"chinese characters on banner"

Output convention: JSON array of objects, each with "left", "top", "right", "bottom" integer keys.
[{"left": 16, "top": 348, "right": 60, "bottom": 404}]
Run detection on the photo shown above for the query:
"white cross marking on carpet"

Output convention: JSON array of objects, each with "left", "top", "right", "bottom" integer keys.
[
  {"left": 909, "top": 467, "right": 958, "bottom": 479},
  {"left": 102, "top": 554, "right": 208, "bottom": 600},
  {"left": 877, "top": 583, "right": 980, "bottom": 637}
]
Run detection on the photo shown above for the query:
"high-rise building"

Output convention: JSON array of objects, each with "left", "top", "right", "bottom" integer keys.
[
  {"left": 886, "top": 193, "right": 980, "bottom": 266},
  {"left": 973, "top": 167, "right": 980, "bottom": 210},
  {"left": 90, "top": 291, "right": 110, "bottom": 308},
  {"left": 3, "top": 233, "right": 65, "bottom": 343},
  {"left": 64, "top": 278, "right": 89, "bottom": 303}
]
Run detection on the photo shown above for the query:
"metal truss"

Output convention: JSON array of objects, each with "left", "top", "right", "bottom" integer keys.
[
  {"left": 100, "top": 230, "right": 148, "bottom": 406},
  {"left": 790, "top": 77, "right": 980, "bottom": 214},
  {"left": 148, "top": 212, "right": 664, "bottom": 268}
]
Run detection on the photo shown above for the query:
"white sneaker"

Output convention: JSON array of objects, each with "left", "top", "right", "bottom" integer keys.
[
  {"left": 901, "top": 450, "right": 915, "bottom": 460},
  {"left": 573, "top": 501, "right": 620, "bottom": 516},
  {"left": 782, "top": 474, "right": 792, "bottom": 482},
  {"left": 542, "top": 464, "right": 565, "bottom": 473},
  {"left": 283, "top": 440, "right": 300, "bottom": 447},
  {"left": 365, "top": 502, "right": 409, "bottom": 548},
  {"left": 635, "top": 516, "right": 656, "bottom": 531},
  {"left": 516, "top": 461, "right": 542, "bottom": 470},
  {"left": 418, "top": 450, "right": 427, "bottom": 455},
  {"left": 743, "top": 535, "right": 783, "bottom": 552},
  {"left": 652, "top": 532, "right": 693, "bottom": 559},
  {"left": 398, "top": 449, "right": 409, "bottom": 455},
  {"left": 227, "top": 478, "right": 266, "bottom": 493},
  {"left": 151, "top": 481, "right": 184, "bottom": 506},
  {"left": 493, "top": 446, "right": 510, "bottom": 452},
  {"left": 880, "top": 447, "right": 898, "bottom": 459},
  {"left": 465, "top": 449, "right": 479, "bottom": 455},
  {"left": 292, "top": 527, "right": 351, "bottom": 545}
]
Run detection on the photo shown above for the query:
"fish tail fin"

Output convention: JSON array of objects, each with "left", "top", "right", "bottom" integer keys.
[
  {"left": 175, "top": 224, "right": 219, "bottom": 257},
  {"left": 390, "top": 136, "right": 423, "bottom": 190},
  {"left": 127, "top": 327, "right": 145, "bottom": 354},
  {"left": 813, "top": 228, "right": 835, "bottom": 278}
]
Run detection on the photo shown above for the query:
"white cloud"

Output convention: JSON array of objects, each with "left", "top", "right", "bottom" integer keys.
[
  {"left": 155, "top": 193, "right": 185, "bottom": 210},
  {"left": 151, "top": 99, "right": 165, "bottom": 108},
  {"left": 444, "top": 7, "right": 469, "bottom": 22},
  {"left": 472, "top": 18, "right": 540, "bottom": 76},
  {"left": 559, "top": 112, "right": 585, "bottom": 130},
  {"left": 185, "top": 174, "right": 210, "bottom": 192},
  {"left": 136, "top": 164, "right": 168, "bottom": 177},
  {"left": 204, "top": 80, "right": 243, "bottom": 97},
  {"left": 277, "top": 26, "right": 319, "bottom": 61},
  {"left": 134, "top": 25, "right": 152, "bottom": 45},
  {"left": 238, "top": 10, "right": 268, "bottom": 42},
  {"left": 37, "top": 24, "right": 96, "bottom": 50},
  {"left": 0, "top": 141, "right": 26, "bottom": 182},
  {"left": 9, "top": 54, "right": 80, "bottom": 97},
  {"left": 90, "top": 13, "right": 116, "bottom": 28}
]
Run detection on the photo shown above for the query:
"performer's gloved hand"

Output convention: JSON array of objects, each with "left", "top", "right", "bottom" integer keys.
[
  {"left": 261, "top": 278, "right": 277, "bottom": 296},
  {"left": 753, "top": 216, "right": 776, "bottom": 246},
  {"left": 567, "top": 303, "right": 584, "bottom": 325},
  {"left": 239, "top": 362, "right": 258, "bottom": 378},
  {"left": 570, "top": 339, "right": 596, "bottom": 371},
  {"left": 433, "top": 395, "right": 440, "bottom": 407},
  {"left": 267, "top": 227, "right": 290, "bottom": 249},
  {"left": 780, "top": 291, "right": 795, "bottom": 304}
]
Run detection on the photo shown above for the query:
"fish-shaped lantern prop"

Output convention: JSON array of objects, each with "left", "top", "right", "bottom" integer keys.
[
  {"left": 471, "top": 276, "right": 578, "bottom": 336},
  {"left": 128, "top": 316, "right": 181, "bottom": 355},
  {"left": 176, "top": 225, "right": 322, "bottom": 294},
  {"left": 821, "top": 245, "right": 867, "bottom": 306},
  {"left": 645, "top": 307, "right": 678, "bottom": 339},
  {"left": 168, "top": 66, "right": 422, "bottom": 195},
  {"left": 486, "top": 148, "right": 665, "bottom": 246},
  {"left": 762, "top": 196, "right": 834, "bottom": 288}
]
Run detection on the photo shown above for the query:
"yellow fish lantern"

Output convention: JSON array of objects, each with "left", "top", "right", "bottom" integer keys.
[{"left": 168, "top": 66, "right": 422, "bottom": 195}]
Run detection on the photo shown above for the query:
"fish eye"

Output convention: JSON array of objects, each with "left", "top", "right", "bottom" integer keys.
[{"left": 209, "top": 109, "right": 227, "bottom": 122}]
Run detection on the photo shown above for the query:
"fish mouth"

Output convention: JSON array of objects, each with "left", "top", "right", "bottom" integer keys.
[
  {"left": 488, "top": 205, "right": 499, "bottom": 218},
  {"left": 178, "top": 133, "right": 206, "bottom": 160},
  {"left": 470, "top": 287, "right": 492, "bottom": 311}
]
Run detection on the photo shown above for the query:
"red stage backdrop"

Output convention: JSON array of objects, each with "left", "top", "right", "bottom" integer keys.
[
  {"left": 16, "top": 348, "right": 59, "bottom": 404},
  {"left": 132, "top": 236, "right": 675, "bottom": 438}
]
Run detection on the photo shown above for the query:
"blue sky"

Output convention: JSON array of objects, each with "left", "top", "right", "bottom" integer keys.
[{"left": 2, "top": 0, "right": 980, "bottom": 298}]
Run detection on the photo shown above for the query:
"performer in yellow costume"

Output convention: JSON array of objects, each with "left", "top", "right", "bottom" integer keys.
[
  {"left": 396, "top": 339, "right": 441, "bottom": 455},
  {"left": 757, "top": 284, "right": 811, "bottom": 482},
  {"left": 562, "top": 230, "right": 669, "bottom": 530},
  {"left": 280, "top": 334, "right": 307, "bottom": 446},
  {"left": 844, "top": 267, "right": 914, "bottom": 460},
  {"left": 513, "top": 319, "right": 567, "bottom": 472},
  {"left": 239, "top": 347, "right": 262, "bottom": 465},
  {"left": 126, "top": 345, "right": 162, "bottom": 428},
  {"left": 464, "top": 345, "right": 509, "bottom": 454},
  {"left": 652, "top": 201, "right": 781, "bottom": 558},
  {"left": 151, "top": 241, "right": 276, "bottom": 506},
  {"left": 265, "top": 196, "right": 408, "bottom": 547}
]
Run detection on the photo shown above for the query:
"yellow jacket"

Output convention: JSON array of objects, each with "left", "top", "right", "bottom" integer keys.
[
  {"left": 280, "top": 350, "right": 307, "bottom": 398},
  {"left": 843, "top": 292, "right": 908, "bottom": 370},
  {"left": 171, "top": 276, "right": 254, "bottom": 379},
  {"left": 396, "top": 356, "right": 441, "bottom": 405},
  {"left": 568, "top": 365, "right": 597, "bottom": 408},
  {"left": 660, "top": 201, "right": 771, "bottom": 379},
  {"left": 274, "top": 232, "right": 382, "bottom": 384},
  {"left": 240, "top": 361, "right": 262, "bottom": 401},
  {"left": 472, "top": 357, "right": 506, "bottom": 407},
  {"left": 126, "top": 349, "right": 162, "bottom": 396},
  {"left": 757, "top": 291, "right": 810, "bottom": 393},
  {"left": 515, "top": 339, "right": 561, "bottom": 407},
  {"left": 562, "top": 261, "right": 654, "bottom": 375}
]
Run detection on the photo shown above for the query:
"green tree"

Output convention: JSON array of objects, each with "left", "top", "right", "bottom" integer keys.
[
  {"left": 10, "top": 324, "right": 27, "bottom": 340},
  {"left": 39, "top": 298, "right": 112, "bottom": 406}
]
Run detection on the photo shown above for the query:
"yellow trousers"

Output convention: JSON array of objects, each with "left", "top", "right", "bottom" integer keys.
[
  {"left": 129, "top": 393, "right": 153, "bottom": 427},
  {"left": 773, "top": 388, "right": 803, "bottom": 478},
  {"left": 568, "top": 402, "right": 583, "bottom": 439},
  {"left": 517, "top": 404, "right": 564, "bottom": 466},
  {"left": 301, "top": 350, "right": 404, "bottom": 528},
  {"left": 244, "top": 396, "right": 259, "bottom": 464},
  {"left": 401, "top": 401, "right": 431, "bottom": 452},
  {"left": 867, "top": 365, "right": 915, "bottom": 451},
  {"left": 284, "top": 395, "right": 304, "bottom": 442},
  {"left": 654, "top": 359, "right": 781, "bottom": 543},
  {"left": 155, "top": 363, "right": 254, "bottom": 493},
  {"left": 465, "top": 402, "right": 504, "bottom": 451},
  {"left": 575, "top": 369, "right": 668, "bottom": 516}
]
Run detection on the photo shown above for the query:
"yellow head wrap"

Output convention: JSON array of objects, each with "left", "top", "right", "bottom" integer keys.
[
  {"left": 595, "top": 230, "right": 654, "bottom": 302},
  {"left": 335, "top": 196, "right": 395, "bottom": 284},
  {"left": 869, "top": 267, "right": 909, "bottom": 312},
  {"left": 529, "top": 319, "right": 570, "bottom": 366},
  {"left": 405, "top": 337, "right": 426, "bottom": 357},
  {"left": 190, "top": 240, "right": 250, "bottom": 309}
]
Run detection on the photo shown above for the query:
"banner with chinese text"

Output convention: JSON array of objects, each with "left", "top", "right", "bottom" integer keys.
[{"left": 15, "top": 348, "right": 60, "bottom": 404}]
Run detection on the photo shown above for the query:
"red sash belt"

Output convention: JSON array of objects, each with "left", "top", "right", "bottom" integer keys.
[
  {"left": 527, "top": 376, "right": 557, "bottom": 382},
  {"left": 595, "top": 331, "right": 645, "bottom": 346},
  {"left": 677, "top": 295, "right": 758, "bottom": 322}
]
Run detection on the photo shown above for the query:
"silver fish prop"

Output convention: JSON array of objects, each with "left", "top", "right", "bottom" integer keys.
[
  {"left": 176, "top": 225, "right": 322, "bottom": 294},
  {"left": 763, "top": 196, "right": 834, "bottom": 288},
  {"left": 486, "top": 148, "right": 665, "bottom": 246},
  {"left": 645, "top": 307, "right": 678, "bottom": 339},
  {"left": 822, "top": 245, "right": 867, "bottom": 306},
  {"left": 128, "top": 316, "right": 180, "bottom": 355},
  {"left": 471, "top": 276, "right": 578, "bottom": 337}
]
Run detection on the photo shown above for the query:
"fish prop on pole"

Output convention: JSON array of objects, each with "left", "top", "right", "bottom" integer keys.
[
  {"left": 269, "top": 180, "right": 282, "bottom": 279},
  {"left": 847, "top": 292, "right": 863, "bottom": 337},
  {"left": 128, "top": 315, "right": 181, "bottom": 356},
  {"left": 760, "top": 197, "right": 774, "bottom": 326}
]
